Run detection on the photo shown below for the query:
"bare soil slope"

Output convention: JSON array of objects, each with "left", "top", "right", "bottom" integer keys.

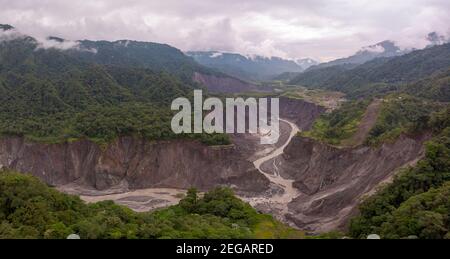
[
  {"left": 0, "top": 137, "right": 269, "bottom": 194},
  {"left": 260, "top": 133, "right": 430, "bottom": 232},
  {"left": 342, "top": 99, "right": 382, "bottom": 146}
]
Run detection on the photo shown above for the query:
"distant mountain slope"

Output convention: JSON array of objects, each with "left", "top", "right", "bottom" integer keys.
[
  {"left": 287, "top": 63, "right": 357, "bottom": 87},
  {"left": 73, "top": 40, "right": 208, "bottom": 82},
  {"left": 1, "top": 24, "right": 257, "bottom": 93},
  {"left": 273, "top": 72, "right": 302, "bottom": 82},
  {"left": 186, "top": 51, "right": 317, "bottom": 81},
  {"left": 1, "top": 23, "right": 213, "bottom": 81},
  {"left": 74, "top": 42, "right": 257, "bottom": 93},
  {"left": 0, "top": 24, "right": 14, "bottom": 31},
  {"left": 313, "top": 40, "right": 408, "bottom": 70},
  {"left": 296, "top": 58, "right": 319, "bottom": 70},
  {"left": 274, "top": 41, "right": 405, "bottom": 83},
  {"left": 0, "top": 33, "right": 193, "bottom": 105},
  {"left": 426, "top": 31, "right": 449, "bottom": 47},
  {"left": 402, "top": 68, "right": 450, "bottom": 102},
  {"left": 290, "top": 43, "right": 450, "bottom": 100}
]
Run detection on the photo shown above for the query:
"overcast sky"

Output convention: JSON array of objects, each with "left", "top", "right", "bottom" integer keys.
[{"left": 1, "top": 0, "right": 449, "bottom": 61}]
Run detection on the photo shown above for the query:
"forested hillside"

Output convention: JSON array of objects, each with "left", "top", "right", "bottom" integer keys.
[
  {"left": 74, "top": 40, "right": 220, "bottom": 82},
  {"left": 402, "top": 68, "right": 450, "bottom": 102},
  {"left": 0, "top": 26, "right": 228, "bottom": 145},
  {"left": 349, "top": 107, "right": 450, "bottom": 239}
]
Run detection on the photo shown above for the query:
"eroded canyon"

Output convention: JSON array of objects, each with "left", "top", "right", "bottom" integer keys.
[{"left": 0, "top": 97, "right": 429, "bottom": 233}]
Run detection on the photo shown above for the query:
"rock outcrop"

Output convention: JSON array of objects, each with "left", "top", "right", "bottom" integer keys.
[
  {"left": 0, "top": 137, "right": 269, "bottom": 193},
  {"left": 261, "top": 133, "right": 430, "bottom": 232},
  {"left": 278, "top": 97, "right": 326, "bottom": 130},
  {"left": 0, "top": 97, "right": 324, "bottom": 195}
]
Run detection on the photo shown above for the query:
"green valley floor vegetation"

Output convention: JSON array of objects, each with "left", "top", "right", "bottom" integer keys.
[{"left": 0, "top": 171, "right": 304, "bottom": 239}]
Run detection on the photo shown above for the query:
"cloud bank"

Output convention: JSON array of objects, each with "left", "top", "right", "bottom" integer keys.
[
  {"left": 1, "top": 27, "right": 97, "bottom": 53},
  {"left": 1, "top": 0, "right": 449, "bottom": 61}
]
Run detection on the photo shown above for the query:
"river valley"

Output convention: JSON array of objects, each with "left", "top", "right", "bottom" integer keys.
[
  {"left": 58, "top": 118, "right": 303, "bottom": 225},
  {"left": 0, "top": 98, "right": 428, "bottom": 233}
]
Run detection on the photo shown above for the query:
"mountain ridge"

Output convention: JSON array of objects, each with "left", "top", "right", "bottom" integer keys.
[
  {"left": 186, "top": 50, "right": 318, "bottom": 81},
  {"left": 310, "top": 40, "right": 408, "bottom": 70},
  {"left": 290, "top": 43, "right": 450, "bottom": 99}
]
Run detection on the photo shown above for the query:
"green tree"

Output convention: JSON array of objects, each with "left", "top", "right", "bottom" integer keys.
[{"left": 179, "top": 188, "right": 198, "bottom": 213}]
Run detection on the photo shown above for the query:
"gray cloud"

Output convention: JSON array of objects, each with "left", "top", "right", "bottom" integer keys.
[
  {"left": 1, "top": 0, "right": 449, "bottom": 61},
  {"left": 0, "top": 27, "right": 97, "bottom": 53}
]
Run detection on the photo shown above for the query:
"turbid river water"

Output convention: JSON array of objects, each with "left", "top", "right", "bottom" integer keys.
[{"left": 243, "top": 119, "right": 300, "bottom": 221}]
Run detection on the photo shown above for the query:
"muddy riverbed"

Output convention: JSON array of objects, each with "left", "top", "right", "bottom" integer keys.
[{"left": 59, "top": 119, "right": 301, "bottom": 223}]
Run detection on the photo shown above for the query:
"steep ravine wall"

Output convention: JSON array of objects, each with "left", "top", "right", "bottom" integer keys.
[
  {"left": 267, "top": 133, "right": 430, "bottom": 232},
  {"left": 0, "top": 97, "right": 324, "bottom": 195},
  {"left": 0, "top": 137, "right": 269, "bottom": 193},
  {"left": 278, "top": 97, "right": 326, "bottom": 130},
  {"left": 233, "top": 97, "right": 326, "bottom": 160}
]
